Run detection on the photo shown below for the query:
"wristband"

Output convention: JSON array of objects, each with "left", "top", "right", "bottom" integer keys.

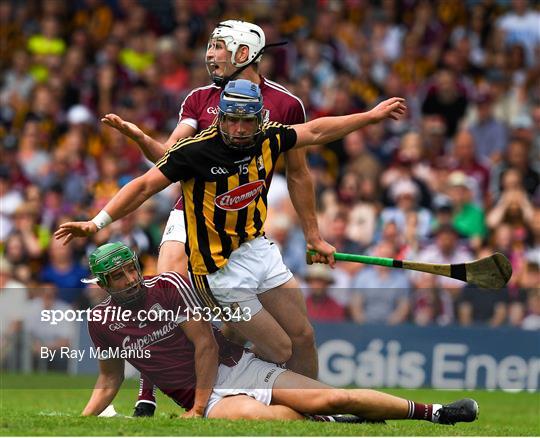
[{"left": 91, "top": 210, "right": 112, "bottom": 230}]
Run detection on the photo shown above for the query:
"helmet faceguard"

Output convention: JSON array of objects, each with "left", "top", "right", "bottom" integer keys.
[
  {"left": 218, "top": 79, "right": 264, "bottom": 151},
  {"left": 84, "top": 242, "right": 145, "bottom": 308},
  {"left": 206, "top": 20, "right": 265, "bottom": 86}
]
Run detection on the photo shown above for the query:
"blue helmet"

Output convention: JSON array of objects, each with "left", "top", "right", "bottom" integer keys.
[{"left": 218, "top": 79, "right": 264, "bottom": 150}]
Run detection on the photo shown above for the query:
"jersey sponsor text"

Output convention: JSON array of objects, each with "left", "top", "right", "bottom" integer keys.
[{"left": 215, "top": 180, "right": 265, "bottom": 211}]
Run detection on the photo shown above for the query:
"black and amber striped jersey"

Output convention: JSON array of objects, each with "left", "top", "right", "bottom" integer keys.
[{"left": 156, "top": 122, "right": 298, "bottom": 275}]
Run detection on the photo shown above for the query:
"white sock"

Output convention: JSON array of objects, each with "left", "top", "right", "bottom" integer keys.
[{"left": 431, "top": 404, "right": 443, "bottom": 423}]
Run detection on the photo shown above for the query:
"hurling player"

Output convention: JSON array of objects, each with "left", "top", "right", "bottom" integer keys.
[
  {"left": 82, "top": 242, "right": 478, "bottom": 426},
  {"left": 101, "top": 20, "right": 332, "bottom": 415}
]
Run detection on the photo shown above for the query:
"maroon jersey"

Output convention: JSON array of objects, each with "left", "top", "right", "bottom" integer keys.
[
  {"left": 87, "top": 272, "right": 244, "bottom": 410},
  {"left": 172, "top": 77, "right": 306, "bottom": 211}
]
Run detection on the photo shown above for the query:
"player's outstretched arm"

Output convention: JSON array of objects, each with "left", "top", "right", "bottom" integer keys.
[
  {"left": 284, "top": 149, "right": 336, "bottom": 266},
  {"left": 179, "top": 320, "right": 219, "bottom": 418},
  {"left": 54, "top": 167, "right": 172, "bottom": 245},
  {"left": 82, "top": 358, "right": 124, "bottom": 416},
  {"left": 102, "top": 114, "right": 196, "bottom": 163},
  {"left": 292, "top": 97, "right": 406, "bottom": 148}
]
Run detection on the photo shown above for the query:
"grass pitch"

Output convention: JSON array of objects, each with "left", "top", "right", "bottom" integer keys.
[{"left": 1, "top": 373, "right": 538, "bottom": 436}]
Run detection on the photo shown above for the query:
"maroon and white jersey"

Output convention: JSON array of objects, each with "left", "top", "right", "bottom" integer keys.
[
  {"left": 172, "top": 77, "right": 306, "bottom": 211},
  {"left": 87, "top": 272, "right": 245, "bottom": 410}
]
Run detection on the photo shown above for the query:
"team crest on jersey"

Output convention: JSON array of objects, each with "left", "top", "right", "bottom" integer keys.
[
  {"left": 257, "top": 155, "right": 264, "bottom": 171},
  {"left": 215, "top": 180, "right": 265, "bottom": 211},
  {"left": 150, "top": 303, "right": 164, "bottom": 313}
]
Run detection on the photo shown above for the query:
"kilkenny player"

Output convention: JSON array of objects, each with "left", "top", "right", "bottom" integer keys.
[
  {"left": 102, "top": 22, "right": 334, "bottom": 413},
  {"left": 102, "top": 21, "right": 334, "bottom": 278},
  {"left": 82, "top": 241, "right": 479, "bottom": 426}
]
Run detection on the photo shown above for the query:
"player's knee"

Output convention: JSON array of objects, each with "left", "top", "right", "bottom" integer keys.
[
  {"left": 325, "top": 389, "right": 352, "bottom": 411},
  {"left": 266, "top": 338, "right": 293, "bottom": 364}
]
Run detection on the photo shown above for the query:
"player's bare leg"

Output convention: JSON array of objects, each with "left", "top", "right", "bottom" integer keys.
[
  {"left": 157, "top": 241, "right": 188, "bottom": 275},
  {"left": 271, "top": 371, "right": 478, "bottom": 424},
  {"left": 229, "top": 308, "right": 293, "bottom": 365},
  {"left": 259, "top": 278, "right": 318, "bottom": 378},
  {"left": 272, "top": 371, "right": 408, "bottom": 419},
  {"left": 208, "top": 395, "right": 303, "bottom": 420}
]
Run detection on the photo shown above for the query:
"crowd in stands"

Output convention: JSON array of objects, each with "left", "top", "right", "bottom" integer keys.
[{"left": 1, "top": 0, "right": 539, "bottom": 367}]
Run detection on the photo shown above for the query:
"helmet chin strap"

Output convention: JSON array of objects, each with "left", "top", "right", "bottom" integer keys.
[{"left": 211, "top": 41, "right": 288, "bottom": 87}]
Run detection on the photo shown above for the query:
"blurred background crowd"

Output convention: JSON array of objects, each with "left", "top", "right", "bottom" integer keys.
[{"left": 1, "top": 0, "right": 540, "bottom": 369}]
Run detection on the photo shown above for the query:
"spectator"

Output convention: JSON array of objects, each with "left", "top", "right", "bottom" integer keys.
[
  {"left": 321, "top": 207, "right": 364, "bottom": 255},
  {"left": 430, "top": 195, "right": 454, "bottom": 233},
  {"left": 515, "top": 258, "right": 540, "bottom": 329},
  {"left": 3, "top": 232, "right": 32, "bottom": 283},
  {"left": 0, "top": 257, "right": 29, "bottom": 367},
  {"left": 40, "top": 148, "right": 89, "bottom": 206},
  {"left": 108, "top": 214, "right": 151, "bottom": 256},
  {"left": 496, "top": 0, "right": 540, "bottom": 67},
  {"left": 91, "top": 155, "right": 121, "bottom": 210},
  {"left": 446, "top": 171, "right": 486, "bottom": 242},
  {"left": 72, "top": 0, "right": 114, "bottom": 50},
  {"left": 490, "top": 138, "right": 540, "bottom": 199},
  {"left": 304, "top": 264, "right": 346, "bottom": 323},
  {"left": 39, "top": 238, "right": 89, "bottom": 306},
  {"left": 412, "top": 273, "right": 454, "bottom": 326},
  {"left": 17, "top": 119, "right": 51, "bottom": 184},
  {"left": 522, "top": 290, "right": 540, "bottom": 331},
  {"left": 419, "top": 115, "right": 448, "bottom": 166},
  {"left": 421, "top": 69, "right": 468, "bottom": 138},
  {"left": 0, "top": 49, "right": 34, "bottom": 106},
  {"left": 155, "top": 36, "right": 190, "bottom": 96},
  {"left": 465, "top": 91, "right": 509, "bottom": 165},
  {"left": 486, "top": 188, "right": 534, "bottom": 231},
  {"left": 24, "top": 283, "right": 75, "bottom": 371},
  {"left": 381, "top": 179, "right": 433, "bottom": 241},
  {"left": 27, "top": 15, "right": 66, "bottom": 82},
  {"left": 349, "top": 240, "right": 411, "bottom": 325},
  {"left": 293, "top": 39, "right": 336, "bottom": 93},
  {"left": 9, "top": 202, "right": 49, "bottom": 260},
  {"left": 448, "top": 129, "right": 490, "bottom": 199},
  {"left": 342, "top": 131, "right": 382, "bottom": 188},
  {"left": 119, "top": 32, "right": 155, "bottom": 76},
  {"left": 531, "top": 100, "right": 540, "bottom": 172},
  {"left": 526, "top": 207, "right": 540, "bottom": 263},
  {"left": 346, "top": 198, "right": 378, "bottom": 250},
  {"left": 265, "top": 210, "right": 306, "bottom": 277},
  {"left": 0, "top": 167, "right": 23, "bottom": 243}
]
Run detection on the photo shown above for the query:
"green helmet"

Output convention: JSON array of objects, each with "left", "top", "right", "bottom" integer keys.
[{"left": 85, "top": 242, "right": 144, "bottom": 306}]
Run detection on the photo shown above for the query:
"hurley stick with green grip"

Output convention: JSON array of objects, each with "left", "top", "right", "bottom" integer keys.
[{"left": 306, "top": 251, "right": 512, "bottom": 289}]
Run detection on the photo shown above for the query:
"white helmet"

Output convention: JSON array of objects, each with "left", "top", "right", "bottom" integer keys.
[{"left": 210, "top": 20, "right": 266, "bottom": 68}]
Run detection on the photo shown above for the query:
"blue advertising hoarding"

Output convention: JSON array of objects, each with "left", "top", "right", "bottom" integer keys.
[{"left": 314, "top": 323, "right": 539, "bottom": 391}]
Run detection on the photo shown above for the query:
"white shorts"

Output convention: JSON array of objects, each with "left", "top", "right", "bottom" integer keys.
[
  {"left": 160, "top": 209, "right": 187, "bottom": 247},
  {"left": 191, "top": 236, "right": 293, "bottom": 318},
  {"left": 204, "top": 351, "right": 286, "bottom": 417}
]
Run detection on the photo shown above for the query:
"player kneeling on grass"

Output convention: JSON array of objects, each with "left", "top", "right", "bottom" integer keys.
[{"left": 82, "top": 242, "right": 478, "bottom": 425}]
